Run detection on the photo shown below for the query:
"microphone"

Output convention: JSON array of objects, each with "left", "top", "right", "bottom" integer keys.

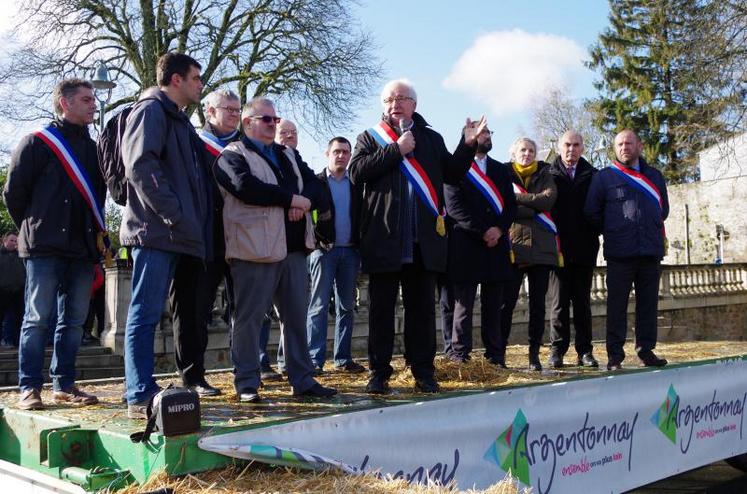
[{"left": 399, "top": 118, "right": 413, "bottom": 134}]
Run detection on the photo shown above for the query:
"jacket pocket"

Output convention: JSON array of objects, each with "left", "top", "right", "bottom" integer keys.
[{"left": 234, "top": 209, "right": 272, "bottom": 260}]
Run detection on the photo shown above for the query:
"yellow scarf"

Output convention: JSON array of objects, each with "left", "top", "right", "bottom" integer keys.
[{"left": 512, "top": 161, "right": 538, "bottom": 186}]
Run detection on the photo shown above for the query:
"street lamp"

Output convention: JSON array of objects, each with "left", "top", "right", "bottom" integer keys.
[{"left": 91, "top": 61, "right": 117, "bottom": 131}]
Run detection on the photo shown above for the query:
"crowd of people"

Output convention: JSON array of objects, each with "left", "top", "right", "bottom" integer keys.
[{"left": 1, "top": 52, "right": 670, "bottom": 416}]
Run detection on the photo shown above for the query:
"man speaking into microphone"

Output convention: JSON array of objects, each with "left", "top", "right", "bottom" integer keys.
[{"left": 349, "top": 79, "right": 486, "bottom": 394}]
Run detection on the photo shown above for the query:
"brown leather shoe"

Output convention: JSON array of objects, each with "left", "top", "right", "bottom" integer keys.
[
  {"left": 18, "top": 389, "right": 44, "bottom": 410},
  {"left": 52, "top": 386, "right": 99, "bottom": 406}
]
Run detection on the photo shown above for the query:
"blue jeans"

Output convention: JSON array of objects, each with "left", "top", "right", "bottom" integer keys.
[
  {"left": 19, "top": 257, "right": 94, "bottom": 392},
  {"left": 306, "top": 247, "right": 360, "bottom": 367},
  {"left": 124, "top": 247, "right": 179, "bottom": 404}
]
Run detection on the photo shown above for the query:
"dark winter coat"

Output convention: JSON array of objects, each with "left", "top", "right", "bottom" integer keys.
[
  {"left": 3, "top": 119, "right": 105, "bottom": 261},
  {"left": 444, "top": 156, "right": 517, "bottom": 283},
  {"left": 508, "top": 161, "right": 559, "bottom": 266},
  {"left": 313, "top": 170, "right": 362, "bottom": 250},
  {"left": 584, "top": 158, "right": 669, "bottom": 260},
  {"left": 0, "top": 247, "right": 25, "bottom": 292},
  {"left": 119, "top": 88, "right": 212, "bottom": 260},
  {"left": 349, "top": 112, "right": 476, "bottom": 273},
  {"left": 548, "top": 156, "right": 600, "bottom": 266}
]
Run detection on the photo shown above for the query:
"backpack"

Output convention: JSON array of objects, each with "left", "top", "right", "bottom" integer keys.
[{"left": 96, "top": 97, "right": 170, "bottom": 206}]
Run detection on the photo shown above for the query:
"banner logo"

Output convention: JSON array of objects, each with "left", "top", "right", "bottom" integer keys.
[
  {"left": 484, "top": 409, "right": 531, "bottom": 485},
  {"left": 651, "top": 384, "right": 679, "bottom": 444}
]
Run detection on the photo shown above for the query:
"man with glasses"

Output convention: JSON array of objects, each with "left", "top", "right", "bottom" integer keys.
[
  {"left": 163, "top": 88, "right": 241, "bottom": 398},
  {"left": 120, "top": 52, "right": 212, "bottom": 418},
  {"left": 349, "top": 79, "right": 486, "bottom": 394},
  {"left": 214, "top": 97, "right": 336, "bottom": 402}
]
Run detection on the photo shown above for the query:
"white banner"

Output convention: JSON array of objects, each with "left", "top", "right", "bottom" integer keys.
[{"left": 199, "top": 357, "right": 747, "bottom": 493}]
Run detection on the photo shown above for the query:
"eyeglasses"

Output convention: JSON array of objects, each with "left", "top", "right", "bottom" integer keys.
[
  {"left": 383, "top": 95, "right": 415, "bottom": 104},
  {"left": 218, "top": 106, "right": 241, "bottom": 115},
  {"left": 249, "top": 115, "right": 281, "bottom": 124}
]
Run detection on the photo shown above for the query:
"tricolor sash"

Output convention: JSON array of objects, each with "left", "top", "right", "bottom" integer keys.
[
  {"left": 367, "top": 121, "right": 445, "bottom": 236},
  {"left": 609, "top": 161, "right": 662, "bottom": 211},
  {"left": 512, "top": 182, "right": 564, "bottom": 267},
  {"left": 33, "top": 125, "right": 112, "bottom": 266},
  {"left": 466, "top": 161, "right": 504, "bottom": 216},
  {"left": 198, "top": 130, "right": 225, "bottom": 157},
  {"left": 609, "top": 161, "right": 667, "bottom": 253}
]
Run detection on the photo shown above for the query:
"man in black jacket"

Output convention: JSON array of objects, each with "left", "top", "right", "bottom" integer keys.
[
  {"left": 306, "top": 136, "right": 365, "bottom": 374},
  {"left": 547, "top": 131, "right": 600, "bottom": 368},
  {"left": 3, "top": 78, "right": 103, "bottom": 410},
  {"left": 166, "top": 87, "right": 241, "bottom": 398},
  {"left": 120, "top": 53, "right": 211, "bottom": 418},
  {"left": 349, "top": 79, "right": 485, "bottom": 394},
  {"left": 439, "top": 125, "right": 516, "bottom": 365}
]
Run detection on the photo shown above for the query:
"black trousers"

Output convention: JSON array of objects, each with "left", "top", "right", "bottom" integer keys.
[
  {"left": 500, "top": 265, "right": 552, "bottom": 354},
  {"left": 606, "top": 257, "right": 661, "bottom": 363},
  {"left": 439, "top": 281, "right": 504, "bottom": 361},
  {"left": 169, "top": 255, "right": 224, "bottom": 385},
  {"left": 368, "top": 248, "right": 436, "bottom": 381},
  {"left": 548, "top": 263, "right": 594, "bottom": 357}
]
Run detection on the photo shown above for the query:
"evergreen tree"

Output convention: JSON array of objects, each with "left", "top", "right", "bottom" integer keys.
[{"left": 587, "top": 0, "right": 741, "bottom": 182}]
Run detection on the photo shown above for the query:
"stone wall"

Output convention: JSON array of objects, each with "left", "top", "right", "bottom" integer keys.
[
  {"left": 101, "top": 263, "right": 747, "bottom": 371},
  {"left": 663, "top": 176, "right": 747, "bottom": 265}
]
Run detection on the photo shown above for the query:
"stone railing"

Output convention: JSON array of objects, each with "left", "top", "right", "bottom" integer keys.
[{"left": 100, "top": 262, "right": 747, "bottom": 369}]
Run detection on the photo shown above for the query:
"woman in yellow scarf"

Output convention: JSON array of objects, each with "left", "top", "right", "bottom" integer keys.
[{"left": 498, "top": 137, "right": 559, "bottom": 371}]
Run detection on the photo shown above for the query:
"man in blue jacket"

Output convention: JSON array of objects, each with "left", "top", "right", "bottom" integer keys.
[{"left": 584, "top": 129, "right": 669, "bottom": 370}]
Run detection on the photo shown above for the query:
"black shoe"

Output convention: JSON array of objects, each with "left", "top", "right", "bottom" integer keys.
[
  {"left": 365, "top": 375, "right": 390, "bottom": 395},
  {"left": 548, "top": 350, "right": 563, "bottom": 369},
  {"left": 189, "top": 380, "right": 222, "bottom": 397},
  {"left": 260, "top": 366, "right": 283, "bottom": 382},
  {"left": 81, "top": 333, "right": 98, "bottom": 346},
  {"left": 640, "top": 351, "right": 668, "bottom": 367},
  {"left": 488, "top": 358, "right": 507, "bottom": 369},
  {"left": 239, "top": 387, "right": 261, "bottom": 403},
  {"left": 607, "top": 361, "right": 623, "bottom": 371},
  {"left": 293, "top": 382, "right": 337, "bottom": 398},
  {"left": 335, "top": 361, "right": 367, "bottom": 373},
  {"left": 529, "top": 350, "right": 542, "bottom": 372},
  {"left": 578, "top": 353, "right": 599, "bottom": 368},
  {"left": 414, "top": 377, "right": 441, "bottom": 393},
  {"left": 313, "top": 365, "right": 325, "bottom": 376},
  {"left": 446, "top": 353, "right": 468, "bottom": 364}
]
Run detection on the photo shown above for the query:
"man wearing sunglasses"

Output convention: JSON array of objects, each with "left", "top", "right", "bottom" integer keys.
[{"left": 214, "top": 97, "right": 336, "bottom": 402}]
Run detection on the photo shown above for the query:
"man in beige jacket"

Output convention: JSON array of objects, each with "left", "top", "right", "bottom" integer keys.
[{"left": 213, "top": 97, "right": 336, "bottom": 402}]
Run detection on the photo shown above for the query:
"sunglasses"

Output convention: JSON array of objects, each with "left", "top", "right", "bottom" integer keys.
[{"left": 249, "top": 115, "right": 281, "bottom": 124}]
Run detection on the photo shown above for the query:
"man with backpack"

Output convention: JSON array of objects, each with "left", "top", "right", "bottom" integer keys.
[
  {"left": 3, "top": 78, "right": 104, "bottom": 410},
  {"left": 119, "top": 52, "right": 212, "bottom": 419}
]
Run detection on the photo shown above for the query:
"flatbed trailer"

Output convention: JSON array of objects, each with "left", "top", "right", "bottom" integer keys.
[{"left": 1, "top": 341, "right": 746, "bottom": 493}]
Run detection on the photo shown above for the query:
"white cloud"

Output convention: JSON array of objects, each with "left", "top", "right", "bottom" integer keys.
[{"left": 443, "top": 29, "right": 586, "bottom": 117}]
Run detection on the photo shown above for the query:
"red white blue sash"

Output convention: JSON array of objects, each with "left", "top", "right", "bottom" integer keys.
[
  {"left": 198, "top": 130, "right": 224, "bottom": 157},
  {"left": 609, "top": 161, "right": 662, "bottom": 212},
  {"left": 34, "top": 126, "right": 106, "bottom": 233},
  {"left": 512, "top": 182, "right": 564, "bottom": 266},
  {"left": 466, "top": 161, "right": 504, "bottom": 216},
  {"left": 34, "top": 125, "right": 112, "bottom": 264},
  {"left": 367, "top": 121, "right": 442, "bottom": 218}
]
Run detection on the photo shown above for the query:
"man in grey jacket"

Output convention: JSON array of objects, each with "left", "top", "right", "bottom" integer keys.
[{"left": 120, "top": 52, "right": 210, "bottom": 419}]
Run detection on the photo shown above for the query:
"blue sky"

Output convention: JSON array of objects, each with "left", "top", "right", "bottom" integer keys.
[
  {"left": 297, "top": 0, "right": 612, "bottom": 170},
  {"left": 0, "top": 1, "right": 612, "bottom": 169}
]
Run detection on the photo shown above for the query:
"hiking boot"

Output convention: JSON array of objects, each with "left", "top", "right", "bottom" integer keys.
[
  {"left": 414, "top": 377, "right": 441, "bottom": 393},
  {"left": 365, "top": 375, "right": 390, "bottom": 395},
  {"left": 52, "top": 386, "right": 99, "bottom": 406},
  {"left": 18, "top": 389, "right": 43, "bottom": 410}
]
